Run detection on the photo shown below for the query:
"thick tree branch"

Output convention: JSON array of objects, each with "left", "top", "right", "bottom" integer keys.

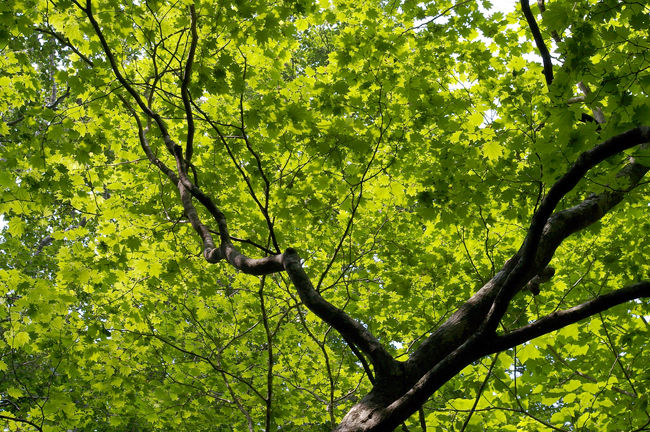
[
  {"left": 520, "top": 0, "right": 554, "bottom": 86},
  {"left": 532, "top": 154, "right": 648, "bottom": 271},
  {"left": 397, "top": 126, "right": 649, "bottom": 425},
  {"left": 489, "top": 281, "right": 650, "bottom": 352},
  {"left": 336, "top": 320, "right": 492, "bottom": 431},
  {"left": 282, "top": 248, "right": 399, "bottom": 379},
  {"left": 178, "top": 176, "right": 285, "bottom": 274}
]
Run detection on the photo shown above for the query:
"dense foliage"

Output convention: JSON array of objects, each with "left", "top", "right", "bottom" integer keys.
[{"left": 1, "top": 0, "right": 649, "bottom": 430}]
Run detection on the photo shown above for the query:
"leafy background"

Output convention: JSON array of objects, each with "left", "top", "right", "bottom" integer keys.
[{"left": 1, "top": 0, "right": 649, "bottom": 430}]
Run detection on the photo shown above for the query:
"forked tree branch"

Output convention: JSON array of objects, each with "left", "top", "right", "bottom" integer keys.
[
  {"left": 71, "top": 4, "right": 650, "bottom": 428},
  {"left": 78, "top": 0, "right": 287, "bottom": 275},
  {"left": 493, "top": 126, "right": 650, "bottom": 310},
  {"left": 407, "top": 127, "right": 650, "bottom": 381},
  {"left": 339, "top": 279, "right": 650, "bottom": 430},
  {"left": 530, "top": 152, "right": 648, "bottom": 271}
]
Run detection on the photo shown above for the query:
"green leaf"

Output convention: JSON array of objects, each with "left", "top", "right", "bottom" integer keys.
[
  {"left": 7, "top": 387, "right": 22, "bottom": 398},
  {"left": 9, "top": 331, "right": 30, "bottom": 348},
  {"left": 483, "top": 141, "right": 503, "bottom": 161}
]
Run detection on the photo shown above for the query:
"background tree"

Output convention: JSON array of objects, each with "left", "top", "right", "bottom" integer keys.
[{"left": 1, "top": 0, "right": 649, "bottom": 431}]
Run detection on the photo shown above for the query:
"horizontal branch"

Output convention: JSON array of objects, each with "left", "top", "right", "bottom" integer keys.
[{"left": 489, "top": 281, "right": 650, "bottom": 352}]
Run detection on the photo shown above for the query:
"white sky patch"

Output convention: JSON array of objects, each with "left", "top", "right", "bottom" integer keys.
[
  {"left": 415, "top": 0, "right": 518, "bottom": 27},
  {"left": 487, "top": 0, "right": 518, "bottom": 15}
]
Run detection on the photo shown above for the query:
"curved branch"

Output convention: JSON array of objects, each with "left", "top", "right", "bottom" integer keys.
[
  {"left": 79, "top": 0, "right": 177, "bottom": 154},
  {"left": 532, "top": 156, "right": 648, "bottom": 271},
  {"left": 489, "top": 281, "right": 650, "bottom": 353},
  {"left": 352, "top": 342, "right": 376, "bottom": 383},
  {"left": 0, "top": 414, "right": 43, "bottom": 432},
  {"left": 336, "top": 320, "right": 491, "bottom": 431},
  {"left": 282, "top": 248, "right": 399, "bottom": 378},
  {"left": 520, "top": 0, "right": 554, "bottom": 86},
  {"left": 80, "top": 1, "right": 284, "bottom": 275},
  {"left": 118, "top": 95, "right": 178, "bottom": 183}
]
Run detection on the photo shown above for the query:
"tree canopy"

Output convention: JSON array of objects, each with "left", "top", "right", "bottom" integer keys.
[{"left": 1, "top": 0, "right": 649, "bottom": 430}]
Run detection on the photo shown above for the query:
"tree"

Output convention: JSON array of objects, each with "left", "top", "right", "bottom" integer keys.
[{"left": 1, "top": 0, "right": 649, "bottom": 430}]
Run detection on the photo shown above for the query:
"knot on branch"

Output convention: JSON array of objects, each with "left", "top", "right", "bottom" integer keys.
[
  {"left": 526, "top": 266, "right": 555, "bottom": 296},
  {"left": 203, "top": 247, "right": 222, "bottom": 263}
]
